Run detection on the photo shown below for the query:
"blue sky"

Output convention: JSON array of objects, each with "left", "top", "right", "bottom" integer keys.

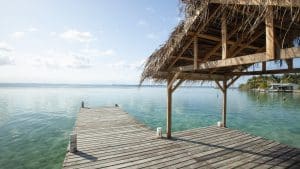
[
  {"left": 0, "top": 0, "right": 183, "bottom": 84},
  {"left": 0, "top": 1, "right": 299, "bottom": 85}
]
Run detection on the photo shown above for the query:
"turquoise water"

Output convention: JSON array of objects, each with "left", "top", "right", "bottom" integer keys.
[{"left": 0, "top": 86, "right": 299, "bottom": 169}]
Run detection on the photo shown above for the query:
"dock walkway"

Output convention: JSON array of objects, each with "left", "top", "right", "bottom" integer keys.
[{"left": 63, "top": 107, "right": 300, "bottom": 169}]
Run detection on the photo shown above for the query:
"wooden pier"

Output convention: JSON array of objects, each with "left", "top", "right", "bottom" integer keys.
[{"left": 63, "top": 107, "right": 300, "bottom": 169}]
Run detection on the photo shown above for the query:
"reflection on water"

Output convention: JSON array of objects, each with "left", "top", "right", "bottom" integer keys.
[{"left": 0, "top": 87, "right": 299, "bottom": 169}]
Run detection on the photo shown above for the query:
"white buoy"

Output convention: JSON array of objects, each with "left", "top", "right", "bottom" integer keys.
[
  {"left": 217, "top": 121, "right": 222, "bottom": 127},
  {"left": 69, "top": 133, "right": 77, "bottom": 153},
  {"left": 156, "top": 127, "right": 162, "bottom": 138}
]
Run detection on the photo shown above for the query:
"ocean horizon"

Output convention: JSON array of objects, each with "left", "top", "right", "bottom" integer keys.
[{"left": 0, "top": 83, "right": 220, "bottom": 88}]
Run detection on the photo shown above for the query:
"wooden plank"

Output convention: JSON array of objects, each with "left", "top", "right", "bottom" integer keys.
[{"left": 176, "top": 47, "right": 300, "bottom": 71}]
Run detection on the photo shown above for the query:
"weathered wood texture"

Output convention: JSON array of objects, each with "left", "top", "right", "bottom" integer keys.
[{"left": 63, "top": 107, "right": 300, "bottom": 169}]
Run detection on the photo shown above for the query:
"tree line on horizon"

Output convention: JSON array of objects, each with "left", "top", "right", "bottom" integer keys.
[{"left": 239, "top": 74, "right": 300, "bottom": 90}]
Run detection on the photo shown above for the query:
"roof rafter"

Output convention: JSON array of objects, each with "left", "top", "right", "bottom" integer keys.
[{"left": 167, "top": 6, "right": 221, "bottom": 70}]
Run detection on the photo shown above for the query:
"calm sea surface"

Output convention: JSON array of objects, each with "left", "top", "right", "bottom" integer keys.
[{"left": 0, "top": 86, "right": 299, "bottom": 169}]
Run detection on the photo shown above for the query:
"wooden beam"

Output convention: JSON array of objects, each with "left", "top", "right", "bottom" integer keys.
[
  {"left": 209, "top": 0, "right": 300, "bottom": 7},
  {"left": 266, "top": 6, "right": 275, "bottom": 60},
  {"left": 176, "top": 47, "right": 300, "bottom": 71},
  {"left": 156, "top": 72, "right": 227, "bottom": 81},
  {"left": 166, "top": 78, "right": 172, "bottom": 139},
  {"left": 209, "top": 33, "right": 264, "bottom": 75},
  {"left": 167, "top": 72, "right": 180, "bottom": 90},
  {"left": 178, "top": 56, "right": 202, "bottom": 62},
  {"left": 167, "top": 7, "right": 220, "bottom": 70},
  {"left": 215, "top": 81, "right": 224, "bottom": 91},
  {"left": 222, "top": 14, "right": 228, "bottom": 60},
  {"left": 172, "top": 79, "right": 184, "bottom": 93},
  {"left": 228, "top": 68, "right": 300, "bottom": 76},
  {"left": 227, "top": 75, "right": 240, "bottom": 88},
  {"left": 193, "top": 36, "right": 198, "bottom": 70}
]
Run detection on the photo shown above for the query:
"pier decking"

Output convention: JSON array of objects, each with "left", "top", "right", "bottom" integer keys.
[{"left": 63, "top": 107, "right": 300, "bottom": 169}]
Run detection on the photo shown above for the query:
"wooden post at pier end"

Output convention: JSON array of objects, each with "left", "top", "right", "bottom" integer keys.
[
  {"left": 81, "top": 101, "right": 84, "bottom": 108},
  {"left": 69, "top": 133, "right": 77, "bottom": 153}
]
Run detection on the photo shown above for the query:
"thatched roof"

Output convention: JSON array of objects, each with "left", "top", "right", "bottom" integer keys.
[{"left": 140, "top": 0, "right": 300, "bottom": 84}]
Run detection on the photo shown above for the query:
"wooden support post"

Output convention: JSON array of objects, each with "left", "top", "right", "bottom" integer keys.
[
  {"left": 262, "top": 62, "right": 266, "bottom": 72},
  {"left": 166, "top": 79, "right": 173, "bottom": 139},
  {"left": 81, "top": 101, "right": 84, "bottom": 108},
  {"left": 286, "top": 59, "right": 293, "bottom": 70},
  {"left": 69, "top": 133, "right": 77, "bottom": 153},
  {"left": 193, "top": 36, "right": 198, "bottom": 70},
  {"left": 221, "top": 13, "right": 228, "bottom": 60},
  {"left": 222, "top": 81, "right": 227, "bottom": 128},
  {"left": 266, "top": 6, "right": 275, "bottom": 60}
]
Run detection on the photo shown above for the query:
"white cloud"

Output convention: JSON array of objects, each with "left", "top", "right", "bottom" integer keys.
[
  {"left": 32, "top": 51, "right": 92, "bottom": 69},
  {"left": 109, "top": 59, "right": 145, "bottom": 71},
  {"left": 137, "top": 20, "right": 148, "bottom": 27},
  {"left": 146, "top": 7, "right": 155, "bottom": 13},
  {"left": 0, "top": 42, "right": 14, "bottom": 65},
  {"left": 27, "top": 27, "right": 38, "bottom": 32},
  {"left": 11, "top": 31, "right": 25, "bottom": 39},
  {"left": 146, "top": 33, "right": 159, "bottom": 40},
  {"left": 0, "top": 42, "right": 13, "bottom": 52},
  {"left": 49, "top": 32, "right": 57, "bottom": 36},
  {"left": 80, "top": 48, "right": 116, "bottom": 57},
  {"left": 99, "top": 49, "right": 115, "bottom": 56},
  {"left": 60, "top": 29, "right": 93, "bottom": 42}
]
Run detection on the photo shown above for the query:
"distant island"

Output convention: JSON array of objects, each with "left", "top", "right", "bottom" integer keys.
[{"left": 239, "top": 74, "right": 300, "bottom": 91}]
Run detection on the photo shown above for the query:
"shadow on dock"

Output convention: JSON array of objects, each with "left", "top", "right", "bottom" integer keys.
[{"left": 74, "top": 150, "right": 97, "bottom": 162}]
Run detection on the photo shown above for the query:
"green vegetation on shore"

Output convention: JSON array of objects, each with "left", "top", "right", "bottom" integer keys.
[{"left": 239, "top": 74, "right": 300, "bottom": 90}]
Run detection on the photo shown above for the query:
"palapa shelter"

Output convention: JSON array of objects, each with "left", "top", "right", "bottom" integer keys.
[{"left": 140, "top": 0, "right": 300, "bottom": 139}]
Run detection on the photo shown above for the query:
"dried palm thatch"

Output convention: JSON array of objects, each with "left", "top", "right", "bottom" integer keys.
[{"left": 140, "top": 0, "right": 300, "bottom": 84}]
